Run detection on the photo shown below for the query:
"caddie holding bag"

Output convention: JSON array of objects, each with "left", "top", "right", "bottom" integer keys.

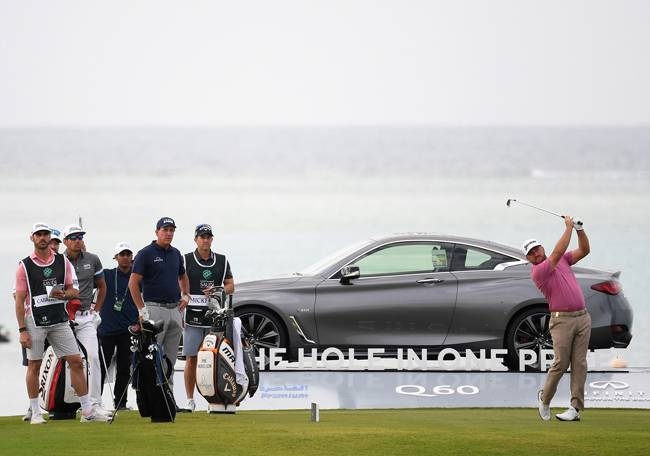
[
  {"left": 179, "top": 223, "right": 236, "bottom": 413},
  {"left": 26, "top": 254, "right": 88, "bottom": 419}
]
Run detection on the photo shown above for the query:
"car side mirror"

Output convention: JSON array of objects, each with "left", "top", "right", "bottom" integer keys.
[{"left": 340, "top": 265, "right": 360, "bottom": 284}]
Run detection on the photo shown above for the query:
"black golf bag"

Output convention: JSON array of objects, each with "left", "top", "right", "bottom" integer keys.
[
  {"left": 38, "top": 324, "right": 88, "bottom": 420},
  {"left": 129, "top": 320, "right": 176, "bottom": 422},
  {"left": 196, "top": 292, "right": 259, "bottom": 413}
]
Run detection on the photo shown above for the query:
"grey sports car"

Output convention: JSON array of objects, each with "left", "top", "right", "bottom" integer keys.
[{"left": 233, "top": 234, "right": 633, "bottom": 370}]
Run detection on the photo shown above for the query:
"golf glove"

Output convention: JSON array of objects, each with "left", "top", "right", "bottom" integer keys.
[
  {"left": 138, "top": 306, "right": 150, "bottom": 321},
  {"left": 91, "top": 311, "right": 102, "bottom": 328},
  {"left": 573, "top": 219, "right": 584, "bottom": 231}
]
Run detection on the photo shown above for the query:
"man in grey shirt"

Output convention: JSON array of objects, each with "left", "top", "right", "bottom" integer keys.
[{"left": 62, "top": 224, "right": 111, "bottom": 417}]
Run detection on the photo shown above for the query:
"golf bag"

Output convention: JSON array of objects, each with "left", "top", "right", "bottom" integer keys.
[
  {"left": 129, "top": 320, "right": 176, "bottom": 422},
  {"left": 38, "top": 324, "right": 88, "bottom": 420},
  {"left": 196, "top": 292, "right": 259, "bottom": 413}
]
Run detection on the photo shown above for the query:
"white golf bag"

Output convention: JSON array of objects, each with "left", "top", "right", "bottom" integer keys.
[{"left": 196, "top": 293, "right": 259, "bottom": 413}]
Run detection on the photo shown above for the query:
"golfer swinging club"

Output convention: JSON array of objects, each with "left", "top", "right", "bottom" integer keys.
[{"left": 523, "top": 215, "right": 591, "bottom": 422}]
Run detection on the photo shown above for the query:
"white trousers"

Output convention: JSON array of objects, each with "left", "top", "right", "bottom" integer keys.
[{"left": 73, "top": 313, "right": 104, "bottom": 408}]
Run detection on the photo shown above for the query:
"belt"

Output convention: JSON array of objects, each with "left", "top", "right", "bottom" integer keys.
[
  {"left": 551, "top": 309, "right": 587, "bottom": 318},
  {"left": 75, "top": 310, "right": 92, "bottom": 316},
  {"left": 146, "top": 302, "right": 178, "bottom": 309}
]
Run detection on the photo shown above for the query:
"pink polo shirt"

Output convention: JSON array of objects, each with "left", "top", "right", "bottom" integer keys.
[
  {"left": 15, "top": 251, "right": 76, "bottom": 316},
  {"left": 531, "top": 252, "right": 586, "bottom": 312}
]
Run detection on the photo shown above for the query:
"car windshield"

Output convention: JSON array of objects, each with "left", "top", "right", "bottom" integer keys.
[{"left": 297, "top": 239, "right": 375, "bottom": 276}]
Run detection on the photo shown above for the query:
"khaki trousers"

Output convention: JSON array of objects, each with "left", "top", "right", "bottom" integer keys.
[{"left": 541, "top": 311, "right": 591, "bottom": 410}]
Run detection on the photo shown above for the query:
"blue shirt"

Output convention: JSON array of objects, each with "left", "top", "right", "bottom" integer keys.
[
  {"left": 98, "top": 267, "right": 138, "bottom": 336},
  {"left": 132, "top": 241, "right": 185, "bottom": 304}
]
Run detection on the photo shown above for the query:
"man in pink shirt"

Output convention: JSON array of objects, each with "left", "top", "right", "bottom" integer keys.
[
  {"left": 523, "top": 215, "right": 591, "bottom": 422},
  {"left": 15, "top": 222, "right": 108, "bottom": 423}
]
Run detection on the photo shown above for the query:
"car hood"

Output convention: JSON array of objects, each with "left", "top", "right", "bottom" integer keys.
[{"left": 236, "top": 274, "right": 305, "bottom": 291}]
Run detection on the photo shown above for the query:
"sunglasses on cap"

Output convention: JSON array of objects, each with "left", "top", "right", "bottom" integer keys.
[{"left": 66, "top": 234, "right": 84, "bottom": 241}]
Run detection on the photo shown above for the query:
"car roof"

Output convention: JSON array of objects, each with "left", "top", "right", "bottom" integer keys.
[{"left": 367, "top": 232, "right": 523, "bottom": 257}]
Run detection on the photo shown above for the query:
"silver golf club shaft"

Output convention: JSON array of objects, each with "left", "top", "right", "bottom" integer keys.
[{"left": 507, "top": 199, "right": 564, "bottom": 218}]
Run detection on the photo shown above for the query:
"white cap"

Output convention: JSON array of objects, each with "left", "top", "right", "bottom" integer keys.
[
  {"left": 31, "top": 222, "right": 51, "bottom": 235},
  {"left": 522, "top": 238, "right": 542, "bottom": 255},
  {"left": 113, "top": 241, "right": 133, "bottom": 257},
  {"left": 62, "top": 224, "right": 86, "bottom": 239}
]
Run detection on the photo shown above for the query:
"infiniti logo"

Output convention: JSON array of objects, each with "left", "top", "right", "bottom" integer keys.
[{"left": 589, "top": 381, "right": 629, "bottom": 390}]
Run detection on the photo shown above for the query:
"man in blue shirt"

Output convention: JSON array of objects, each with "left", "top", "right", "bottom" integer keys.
[
  {"left": 128, "top": 217, "right": 190, "bottom": 386},
  {"left": 98, "top": 241, "right": 138, "bottom": 410}
]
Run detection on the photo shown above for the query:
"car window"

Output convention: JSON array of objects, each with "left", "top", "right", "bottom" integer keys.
[
  {"left": 451, "top": 244, "right": 517, "bottom": 271},
  {"left": 352, "top": 242, "right": 453, "bottom": 276}
]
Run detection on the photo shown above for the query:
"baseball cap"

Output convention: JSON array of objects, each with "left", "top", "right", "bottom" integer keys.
[
  {"left": 195, "top": 223, "right": 213, "bottom": 237},
  {"left": 156, "top": 217, "right": 176, "bottom": 230},
  {"left": 113, "top": 241, "right": 133, "bottom": 257},
  {"left": 31, "top": 222, "right": 52, "bottom": 235},
  {"left": 50, "top": 228, "right": 62, "bottom": 242},
  {"left": 62, "top": 224, "right": 86, "bottom": 239},
  {"left": 522, "top": 238, "right": 542, "bottom": 255}
]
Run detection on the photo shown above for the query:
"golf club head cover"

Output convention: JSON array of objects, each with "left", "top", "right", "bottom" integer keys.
[{"left": 66, "top": 299, "right": 81, "bottom": 321}]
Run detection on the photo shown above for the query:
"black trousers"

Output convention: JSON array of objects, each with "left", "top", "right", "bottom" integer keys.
[{"left": 99, "top": 332, "right": 132, "bottom": 409}]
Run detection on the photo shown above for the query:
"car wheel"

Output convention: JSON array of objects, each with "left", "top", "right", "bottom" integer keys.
[
  {"left": 504, "top": 307, "right": 553, "bottom": 371},
  {"left": 236, "top": 308, "right": 287, "bottom": 364}
]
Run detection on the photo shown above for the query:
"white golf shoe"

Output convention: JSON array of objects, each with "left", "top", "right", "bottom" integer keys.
[
  {"left": 22, "top": 406, "right": 32, "bottom": 422},
  {"left": 556, "top": 406, "right": 580, "bottom": 421},
  {"left": 30, "top": 412, "right": 47, "bottom": 425},
  {"left": 93, "top": 406, "right": 114, "bottom": 418},
  {"left": 179, "top": 398, "right": 195, "bottom": 413},
  {"left": 537, "top": 390, "right": 550, "bottom": 421},
  {"left": 80, "top": 407, "right": 111, "bottom": 423}
]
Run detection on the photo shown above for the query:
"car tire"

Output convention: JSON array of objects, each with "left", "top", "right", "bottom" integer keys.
[
  {"left": 236, "top": 307, "right": 287, "bottom": 364},
  {"left": 504, "top": 307, "right": 553, "bottom": 371}
]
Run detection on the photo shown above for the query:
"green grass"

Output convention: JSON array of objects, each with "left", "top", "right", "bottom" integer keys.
[{"left": 1, "top": 408, "right": 649, "bottom": 455}]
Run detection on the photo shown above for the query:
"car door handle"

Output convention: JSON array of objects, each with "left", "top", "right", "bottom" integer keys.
[{"left": 416, "top": 278, "right": 444, "bottom": 284}]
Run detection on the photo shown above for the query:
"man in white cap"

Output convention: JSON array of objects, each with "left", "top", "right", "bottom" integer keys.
[
  {"left": 523, "top": 215, "right": 591, "bottom": 422},
  {"left": 98, "top": 242, "right": 138, "bottom": 410},
  {"left": 19, "top": 226, "right": 64, "bottom": 421},
  {"left": 62, "top": 223, "right": 111, "bottom": 417},
  {"left": 15, "top": 222, "right": 107, "bottom": 423}
]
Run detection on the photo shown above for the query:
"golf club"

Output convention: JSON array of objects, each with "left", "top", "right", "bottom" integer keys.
[
  {"left": 505, "top": 198, "right": 564, "bottom": 218},
  {"left": 98, "top": 342, "right": 120, "bottom": 421},
  {"left": 506, "top": 198, "right": 583, "bottom": 227}
]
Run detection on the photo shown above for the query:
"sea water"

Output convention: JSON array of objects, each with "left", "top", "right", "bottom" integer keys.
[{"left": 0, "top": 126, "right": 648, "bottom": 416}]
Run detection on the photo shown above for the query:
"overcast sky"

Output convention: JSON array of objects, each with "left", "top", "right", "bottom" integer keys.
[{"left": 1, "top": 0, "right": 648, "bottom": 127}]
